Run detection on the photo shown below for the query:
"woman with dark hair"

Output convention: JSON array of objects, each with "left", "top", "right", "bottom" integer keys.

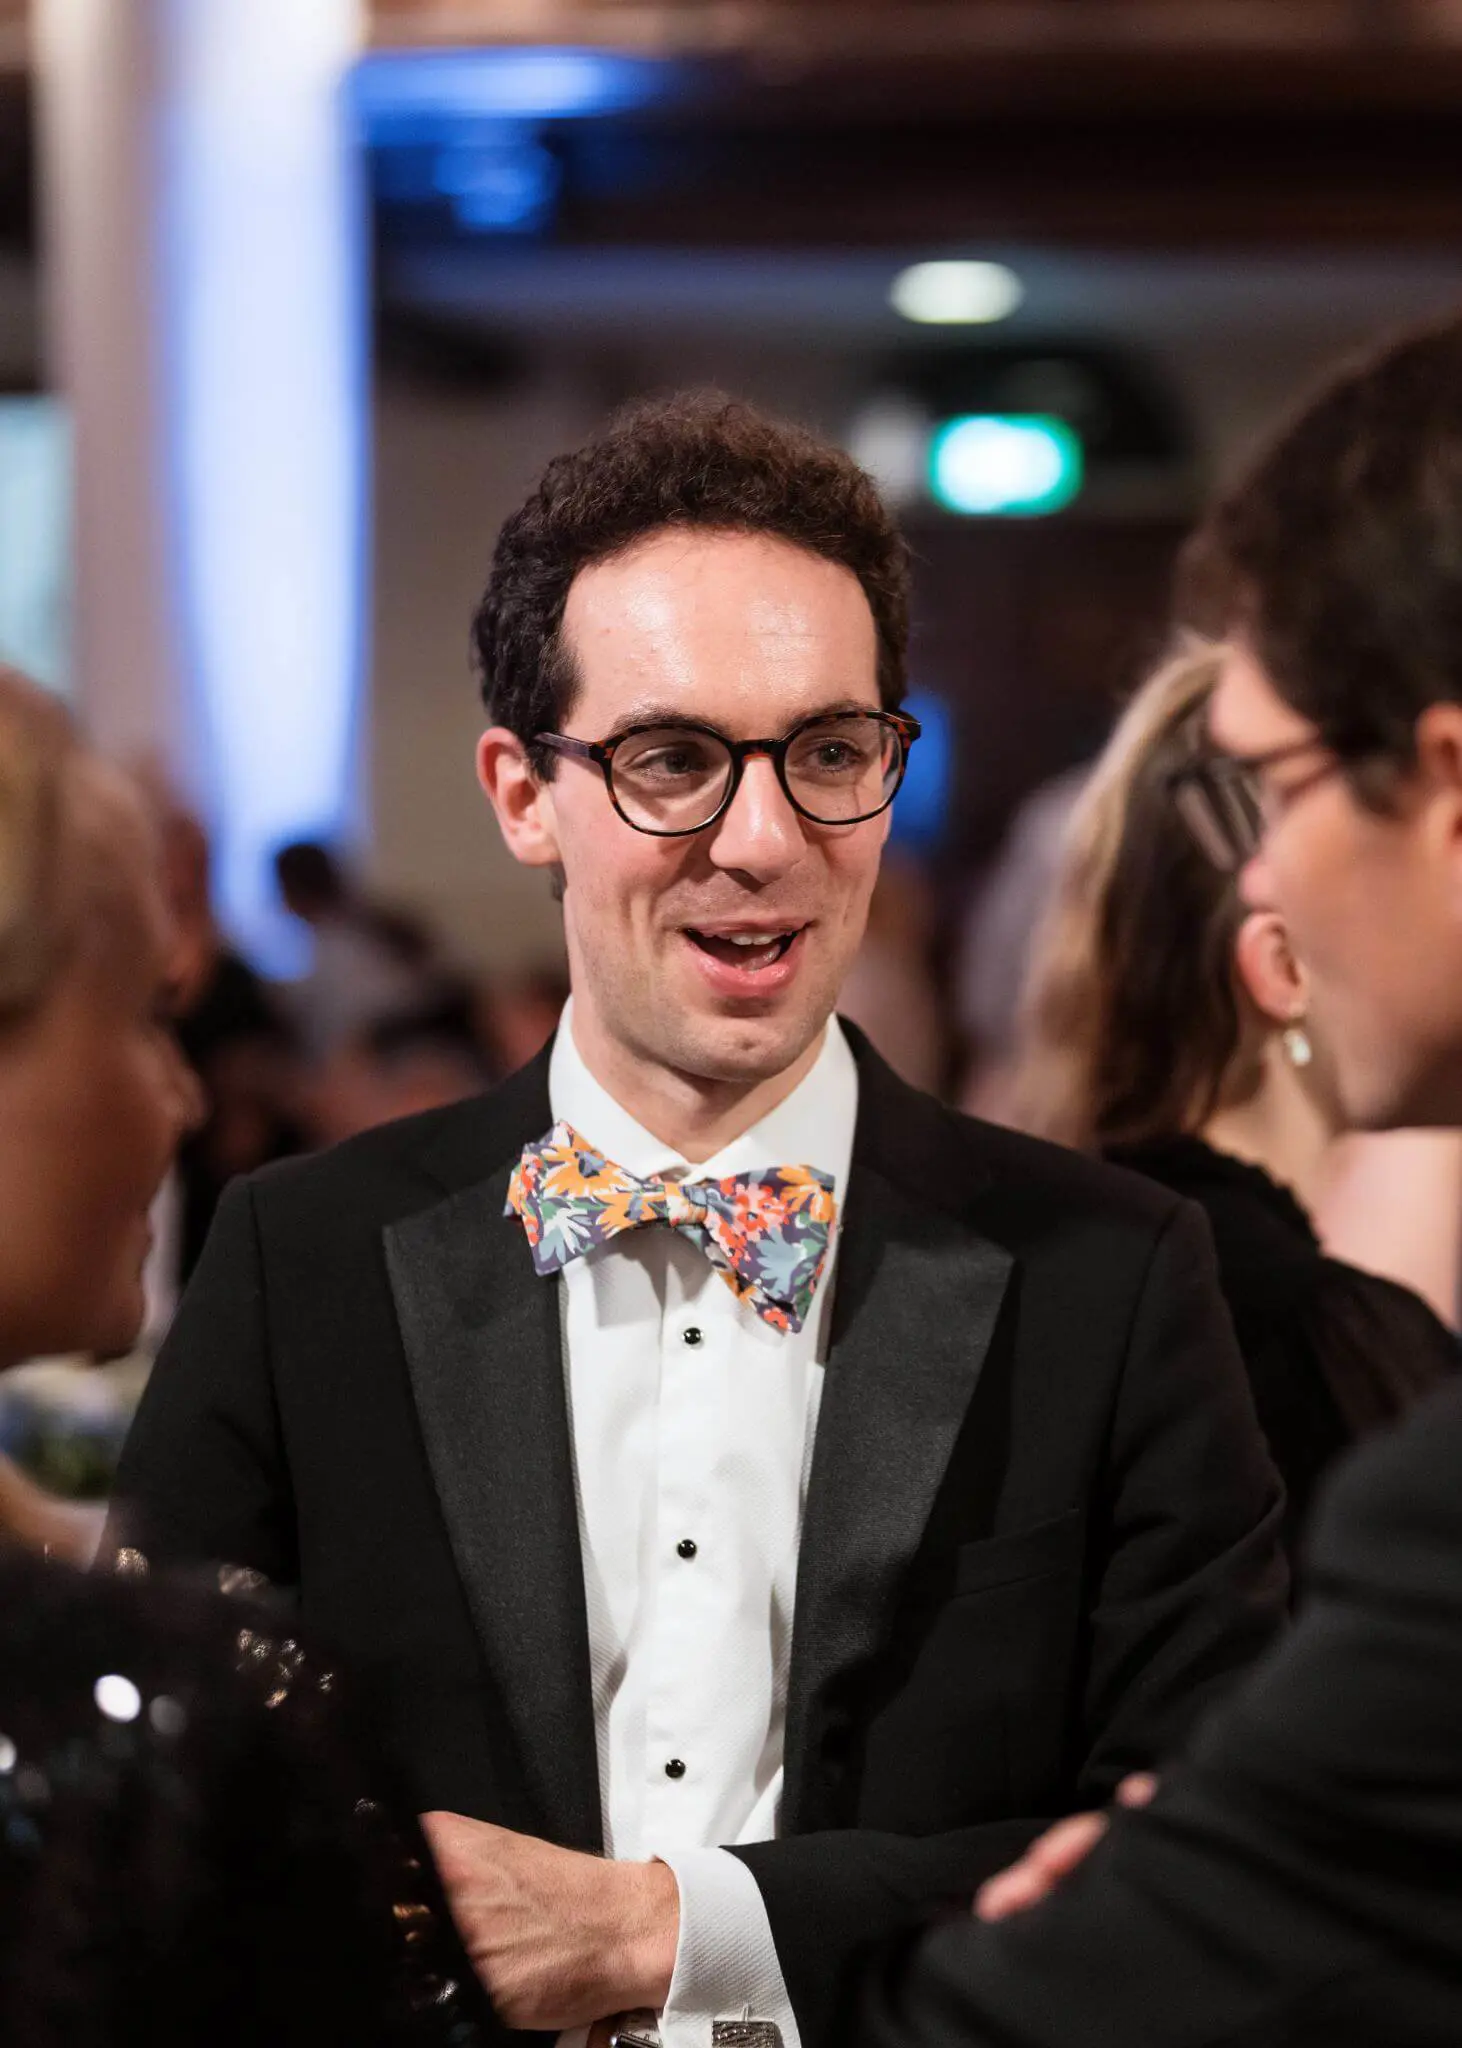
[
  {"left": 0, "top": 670, "right": 496, "bottom": 2045},
  {"left": 1013, "top": 639, "right": 1457, "bottom": 1556}
]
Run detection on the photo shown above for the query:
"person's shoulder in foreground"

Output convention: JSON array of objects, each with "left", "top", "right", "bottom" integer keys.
[{"left": 850, "top": 1372, "right": 1462, "bottom": 2048}]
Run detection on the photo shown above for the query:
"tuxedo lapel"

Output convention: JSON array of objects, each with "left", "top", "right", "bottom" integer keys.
[
  {"left": 384, "top": 1071, "right": 602, "bottom": 1853},
  {"left": 781, "top": 1036, "right": 1013, "bottom": 1836}
]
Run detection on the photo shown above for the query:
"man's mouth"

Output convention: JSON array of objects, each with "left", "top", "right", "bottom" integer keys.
[{"left": 685, "top": 925, "right": 805, "bottom": 973}]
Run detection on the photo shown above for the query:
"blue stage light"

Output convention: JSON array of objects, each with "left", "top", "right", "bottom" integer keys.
[
  {"left": 353, "top": 47, "right": 671, "bottom": 133},
  {"left": 431, "top": 131, "right": 561, "bottom": 232},
  {"left": 929, "top": 414, "right": 1083, "bottom": 517}
]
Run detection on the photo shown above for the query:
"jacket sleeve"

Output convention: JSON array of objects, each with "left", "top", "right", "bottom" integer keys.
[
  {"left": 106, "top": 1175, "right": 297, "bottom": 1585},
  {"left": 732, "top": 1199, "right": 1288, "bottom": 2048},
  {"left": 850, "top": 1376, "right": 1462, "bottom": 2048}
]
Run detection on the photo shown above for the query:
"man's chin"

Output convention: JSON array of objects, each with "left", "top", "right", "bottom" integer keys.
[{"left": 667, "top": 1002, "right": 829, "bottom": 1088}]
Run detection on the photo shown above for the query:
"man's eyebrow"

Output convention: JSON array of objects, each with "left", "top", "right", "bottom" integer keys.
[
  {"left": 592, "top": 696, "right": 879, "bottom": 744},
  {"left": 592, "top": 702, "right": 705, "bottom": 743}
]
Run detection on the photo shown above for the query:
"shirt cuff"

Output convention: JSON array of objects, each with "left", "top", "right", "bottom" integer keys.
[{"left": 653, "top": 1846, "right": 801, "bottom": 2048}]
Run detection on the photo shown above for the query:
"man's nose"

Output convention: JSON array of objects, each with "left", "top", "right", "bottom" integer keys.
[{"left": 706, "top": 753, "right": 804, "bottom": 877}]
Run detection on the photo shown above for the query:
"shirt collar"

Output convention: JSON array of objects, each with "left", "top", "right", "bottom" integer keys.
[{"left": 547, "top": 997, "right": 858, "bottom": 1201}]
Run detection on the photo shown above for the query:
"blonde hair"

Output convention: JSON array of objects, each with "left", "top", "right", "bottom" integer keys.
[
  {"left": 0, "top": 669, "right": 82, "bottom": 1028},
  {"left": 1010, "top": 638, "right": 1248, "bottom": 1149}
]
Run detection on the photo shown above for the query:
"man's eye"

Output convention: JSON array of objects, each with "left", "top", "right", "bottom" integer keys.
[
  {"left": 627, "top": 744, "right": 715, "bottom": 780},
  {"left": 791, "top": 735, "right": 872, "bottom": 776}
]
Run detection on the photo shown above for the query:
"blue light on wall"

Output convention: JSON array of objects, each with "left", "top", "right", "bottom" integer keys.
[
  {"left": 888, "top": 689, "right": 953, "bottom": 851},
  {"left": 356, "top": 46, "right": 678, "bottom": 240},
  {"left": 353, "top": 47, "right": 672, "bottom": 132},
  {"left": 930, "top": 414, "right": 1083, "bottom": 517},
  {"left": 429, "top": 129, "right": 562, "bottom": 233}
]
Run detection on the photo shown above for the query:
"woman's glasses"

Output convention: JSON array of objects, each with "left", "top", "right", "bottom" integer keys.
[{"left": 1167, "top": 736, "right": 1346, "bottom": 872}]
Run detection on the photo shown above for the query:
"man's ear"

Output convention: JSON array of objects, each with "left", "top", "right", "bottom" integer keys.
[
  {"left": 1232, "top": 908, "right": 1308, "bottom": 1030},
  {"left": 477, "top": 728, "right": 562, "bottom": 870}
]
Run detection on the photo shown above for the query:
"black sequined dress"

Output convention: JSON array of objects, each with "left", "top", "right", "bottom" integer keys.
[{"left": 0, "top": 1543, "right": 499, "bottom": 2046}]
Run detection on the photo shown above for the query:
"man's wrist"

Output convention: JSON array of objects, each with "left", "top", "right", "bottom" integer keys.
[{"left": 618, "top": 1856, "right": 680, "bottom": 2010}]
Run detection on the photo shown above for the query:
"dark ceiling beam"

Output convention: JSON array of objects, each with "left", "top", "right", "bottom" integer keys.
[
  {"left": 370, "top": 0, "right": 1462, "bottom": 73},
  {"left": 365, "top": 0, "right": 1462, "bottom": 250},
  {"left": 541, "top": 96, "right": 1462, "bottom": 249}
]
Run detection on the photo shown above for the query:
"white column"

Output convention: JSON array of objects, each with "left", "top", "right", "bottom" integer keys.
[
  {"left": 35, "top": 1, "right": 196, "bottom": 769},
  {"left": 36, "top": 0, "right": 368, "bottom": 968}
]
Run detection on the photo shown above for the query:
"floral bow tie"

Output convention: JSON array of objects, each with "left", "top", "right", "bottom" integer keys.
[{"left": 506, "top": 1120, "right": 837, "bottom": 1334}]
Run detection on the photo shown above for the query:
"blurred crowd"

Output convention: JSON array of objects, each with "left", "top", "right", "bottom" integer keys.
[{"left": 144, "top": 816, "right": 567, "bottom": 1289}]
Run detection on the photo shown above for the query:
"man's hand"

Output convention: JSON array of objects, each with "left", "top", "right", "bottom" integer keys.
[
  {"left": 421, "top": 1812, "right": 680, "bottom": 2031},
  {"left": 972, "top": 1773, "right": 1158, "bottom": 1922}
]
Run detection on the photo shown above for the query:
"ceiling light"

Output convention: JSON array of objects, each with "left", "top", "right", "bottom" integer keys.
[
  {"left": 929, "top": 415, "right": 1083, "bottom": 517},
  {"left": 890, "top": 261, "right": 1024, "bottom": 326}
]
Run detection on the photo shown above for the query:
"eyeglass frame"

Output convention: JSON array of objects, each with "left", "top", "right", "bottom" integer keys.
[
  {"left": 533, "top": 707, "right": 922, "bottom": 838},
  {"left": 1165, "top": 733, "right": 1352, "bottom": 872}
]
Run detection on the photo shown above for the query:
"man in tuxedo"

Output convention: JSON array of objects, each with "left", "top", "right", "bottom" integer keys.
[
  {"left": 109, "top": 395, "right": 1283, "bottom": 2048},
  {"left": 854, "top": 319, "right": 1462, "bottom": 2048}
]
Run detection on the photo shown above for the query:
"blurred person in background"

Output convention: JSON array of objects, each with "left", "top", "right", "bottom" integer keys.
[
  {"left": 273, "top": 836, "right": 459, "bottom": 1063},
  {"left": 112, "top": 394, "right": 1284, "bottom": 2048},
  {"left": 1012, "top": 638, "right": 1457, "bottom": 1558},
  {"left": 475, "top": 964, "right": 572, "bottom": 1078},
  {"left": 305, "top": 999, "right": 494, "bottom": 1147},
  {"left": 0, "top": 669, "right": 495, "bottom": 2044},
  {"left": 837, "top": 852, "right": 947, "bottom": 1093},
  {"left": 953, "top": 764, "right": 1090, "bottom": 1121},
  {"left": 154, "top": 793, "right": 303, "bottom": 1277},
  {"left": 955, "top": 735, "right": 1462, "bottom": 1327},
  {"left": 854, "top": 312, "right": 1462, "bottom": 2048}
]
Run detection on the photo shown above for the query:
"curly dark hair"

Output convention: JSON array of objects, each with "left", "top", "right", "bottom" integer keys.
[
  {"left": 1182, "top": 314, "right": 1462, "bottom": 778},
  {"left": 472, "top": 392, "right": 910, "bottom": 766}
]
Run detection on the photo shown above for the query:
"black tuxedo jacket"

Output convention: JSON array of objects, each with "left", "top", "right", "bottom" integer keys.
[
  {"left": 110, "top": 1028, "right": 1285, "bottom": 2044},
  {"left": 852, "top": 1372, "right": 1462, "bottom": 2048}
]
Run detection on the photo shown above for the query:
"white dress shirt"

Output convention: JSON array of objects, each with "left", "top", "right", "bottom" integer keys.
[{"left": 548, "top": 1002, "right": 858, "bottom": 2048}]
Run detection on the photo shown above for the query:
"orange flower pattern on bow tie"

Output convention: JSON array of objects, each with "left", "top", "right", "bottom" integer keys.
[{"left": 506, "top": 1121, "right": 837, "bottom": 1334}]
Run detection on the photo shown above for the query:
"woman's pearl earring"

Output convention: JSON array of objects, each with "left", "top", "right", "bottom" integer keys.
[{"left": 1283, "top": 1023, "right": 1313, "bottom": 1069}]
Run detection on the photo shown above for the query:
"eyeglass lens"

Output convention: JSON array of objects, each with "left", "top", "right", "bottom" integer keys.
[{"left": 609, "top": 715, "right": 904, "bottom": 831}]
